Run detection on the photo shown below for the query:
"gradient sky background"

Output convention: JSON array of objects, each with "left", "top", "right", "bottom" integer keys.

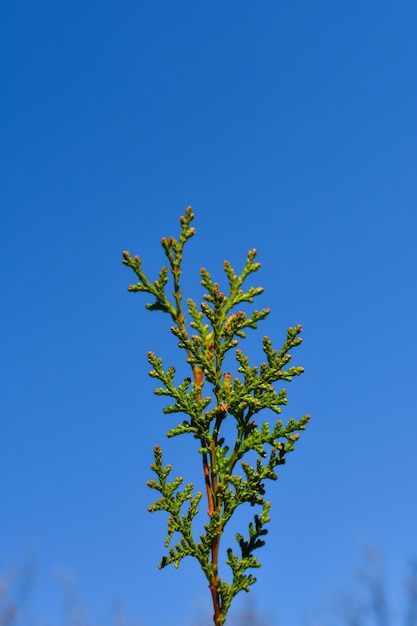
[{"left": 1, "top": 1, "right": 417, "bottom": 625}]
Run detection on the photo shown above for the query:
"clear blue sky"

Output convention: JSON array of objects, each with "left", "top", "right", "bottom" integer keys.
[{"left": 1, "top": 1, "right": 416, "bottom": 625}]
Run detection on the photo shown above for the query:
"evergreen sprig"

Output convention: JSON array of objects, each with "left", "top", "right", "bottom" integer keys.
[{"left": 123, "top": 207, "right": 310, "bottom": 625}]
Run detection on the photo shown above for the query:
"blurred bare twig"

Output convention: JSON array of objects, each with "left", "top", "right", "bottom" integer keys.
[
  {"left": 310, "top": 546, "right": 417, "bottom": 626},
  {"left": 0, "top": 557, "right": 34, "bottom": 626}
]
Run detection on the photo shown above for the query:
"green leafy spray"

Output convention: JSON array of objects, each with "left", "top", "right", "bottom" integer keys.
[{"left": 122, "top": 207, "right": 310, "bottom": 625}]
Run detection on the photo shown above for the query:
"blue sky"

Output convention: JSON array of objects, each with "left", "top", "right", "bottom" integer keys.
[{"left": 1, "top": 1, "right": 416, "bottom": 624}]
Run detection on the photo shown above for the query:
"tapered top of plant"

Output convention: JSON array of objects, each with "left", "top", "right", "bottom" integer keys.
[{"left": 122, "top": 207, "right": 310, "bottom": 626}]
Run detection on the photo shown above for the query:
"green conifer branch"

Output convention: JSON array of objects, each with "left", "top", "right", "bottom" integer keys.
[{"left": 123, "top": 207, "right": 311, "bottom": 625}]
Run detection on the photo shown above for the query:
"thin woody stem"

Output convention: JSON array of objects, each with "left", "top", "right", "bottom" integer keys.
[
  {"left": 193, "top": 364, "right": 221, "bottom": 625},
  {"left": 210, "top": 581, "right": 222, "bottom": 626},
  {"left": 173, "top": 293, "right": 216, "bottom": 520},
  {"left": 193, "top": 366, "right": 215, "bottom": 516}
]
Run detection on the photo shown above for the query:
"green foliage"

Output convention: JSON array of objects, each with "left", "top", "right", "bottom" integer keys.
[{"left": 122, "top": 207, "right": 310, "bottom": 625}]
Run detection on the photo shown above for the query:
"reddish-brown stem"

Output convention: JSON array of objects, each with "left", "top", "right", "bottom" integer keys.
[
  {"left": 202, "top": 449, "right": 215, "bottom": 514},
  {"left": 210, "top": 577, "right": 221, "bottom": 626},
  {"left": 193, "top": 367, "right": 215, "bottom": 516},
  {"left": 210, "top": 531, "right": 222, "bottom": 625},
  {"left": 193, "top": 366, "right": 222, "bottom": 625}
]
